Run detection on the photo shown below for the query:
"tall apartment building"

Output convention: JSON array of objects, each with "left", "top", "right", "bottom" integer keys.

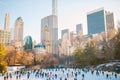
[
  {"left": 41, "top": 0, "right": 58, "bottom": 54},
  {"left": 4, "top": 13, "right": 10, "bottom": 31},
  {"left": 0, "top": 13, "right": 11, "bottom": 45},
  {"left": 41, "top": 15, "right": 58, "bottom": 54},
  {"left": 14, "top": 17, "right": 24, "bottom": 49}
]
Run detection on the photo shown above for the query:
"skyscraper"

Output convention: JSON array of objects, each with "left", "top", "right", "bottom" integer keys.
[
  {"left": 61, "top": 29, "right": 69, "bottom": 40},
  {"left": 10, "top": 27, "right": 14, "bottom": 41},
  {"left": 0, "top": 13, "right": 11, "bottom": 45},
  {"left": 24, "top": 36, "right": 33, "bottom": 50},
  {"left": 41, "top": 15, "right": 58, "bottom": 54},
  {"left": 87, "top": 8, "right": 115, "bottom": 36},
  {"left": 52, "top": 0, "right": 57, "bottom": 15},
  {"left": 41, "top": 0, "right": 58, "bottom": 54},
  {"left": 76, "top": 24, "right": 83, "bottom": 36},
  {"left": 61, "top": 29, "right": 70, "bottom": 55},
  {"left": 4, "top": 13, "right": 10, "bottom": 31},
  {"left": 14, "top": 17, "right": 24, "bottom": 49}
]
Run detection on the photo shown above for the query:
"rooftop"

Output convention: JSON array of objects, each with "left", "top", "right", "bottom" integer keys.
[{"left": 87, "top": 7, "right": 104, "bottom": 15}]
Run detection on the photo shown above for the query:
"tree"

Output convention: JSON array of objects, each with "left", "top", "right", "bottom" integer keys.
[
  {"left": 83, "top": 41, "right": 97, "bottom": 65},
  {"left": 34, "top": 54, "right": 44, "bottom": 65},
  {"left": 19, "top": 51, "right": 34, "bottom": 66},
  {"left": 0, "top": 43, "right": 6, "bottom": 62},
  {"left": 100, "top": 30, "right": 116, "bottom": 61},
  {"left": 73, "top": 41, "right": 98, "bottom": 68},
  {"left": 41, "top": 53, "right": 59, "bottom": 68},
  {"left": 0, "top": 43, "right": 7, "bottom": 73},
  {"left": 114, "top": 30, "right": 120, "bottom": 60},
  {"left": 73, "top": 48, "right": 84, "bottom": 67},
  {"left": 5, "top": 46, "right": 34, "bottom": 66},
  {"left": 5, "top": 46, "right": 16, "bottom": 65},
  {"left": 5, "top": 46, "right": 23, "bottom": 65}
]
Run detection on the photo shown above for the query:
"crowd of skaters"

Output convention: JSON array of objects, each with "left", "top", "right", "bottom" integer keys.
[{"left": 1, "top": 68, "right": 120, "bottom": 80}]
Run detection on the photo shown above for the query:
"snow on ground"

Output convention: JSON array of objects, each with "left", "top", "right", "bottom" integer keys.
[
  {"left": 96, "top": 62, "right": 120, "bottom": 69},
  {"left": 0, "top": 68, "right": 120, "bottom": 80},
  {"left": 7, "top": 66, "right": 25, "bottom": 73}
]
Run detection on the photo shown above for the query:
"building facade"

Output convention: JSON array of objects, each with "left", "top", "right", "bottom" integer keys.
[
  {"left": 52, "top": 0, "right": 57, "bottom": 16},
  {"left": 0, "top": 13, "right": 11, "bottom": 45},
  {"left": 34, "top": 44, "right": 46, "bottom": 54},
  {"left": 10, "top": 27, "right": 14, "bottom": 43},
  {"left": 4, "top": 13, "right": 10, "bottom": 31},
  {"left": 61, "top": 29, "right": 71, "bottom": 55},
  {"left": 41, "top": 15, "right": 58, "bottom": 54},
  {"left": 14, "top": 17, "right": 24, "bottom": 49},
  {"left": 0, "top": 29, "right": 11, "bottom": 45},
  {"left": 41, "top": 0, "right": 58, "bottom": 54},
  {"left": 87, "top": 8, "right": 115, "bottom": 36},
  {"left": 76, "top": 24, "right": 83, "bottom": 35},
  {"left": 61, "top": 29, "right": 69, "bottom": 40}
]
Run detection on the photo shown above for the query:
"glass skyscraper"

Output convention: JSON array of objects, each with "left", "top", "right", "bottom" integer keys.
[
  {"left": 87, "top": 8, "right": 114, "bottom": 35},
  {"left": 24, "top": 36, "right": 32, "bottom": 50}
]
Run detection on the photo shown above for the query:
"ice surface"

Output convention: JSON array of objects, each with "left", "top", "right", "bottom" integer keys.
[{"left": 0, "top": 68, "right": 120, "bottom": 80}]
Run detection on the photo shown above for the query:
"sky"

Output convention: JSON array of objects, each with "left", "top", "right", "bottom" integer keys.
[{"left": 0, "top": 0, "right": 120, "bottom": 43}]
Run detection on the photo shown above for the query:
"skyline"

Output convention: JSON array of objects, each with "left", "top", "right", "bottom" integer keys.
[{"left": 0, "top": 0, "right": 120, "bottom": 43}]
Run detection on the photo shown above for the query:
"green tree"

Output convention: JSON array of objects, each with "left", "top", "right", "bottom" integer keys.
[
  {"left": 114, "top": 31, "right": 120, "bottom": 60},
  {"left": 73, "top": 41, "right": 98, "bottom": 68},
  {"left": 83, "top": 41, "right": 97, "bottom": 65},
  {"left": 73, "top": 48, "right": 84, "bottom": 67}
]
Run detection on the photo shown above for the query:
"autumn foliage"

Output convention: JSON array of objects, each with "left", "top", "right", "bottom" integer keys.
[
  {"left": 5, "top": 46, "right": 34, "bottom": 66},
  {"left": 41, "top": 53, "right": 59, "bottom": 68},
  {"left": 0, "top": 43, "right": 7, "bottom": 73}
]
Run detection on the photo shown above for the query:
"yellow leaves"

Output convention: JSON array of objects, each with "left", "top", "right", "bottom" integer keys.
[
  {"left": 0, "top": 61, "right": 7, "bottom": 73},
  {"left": 0, "top": 43, "right": 7, "bottom": 72},
  {"left": 19, "top": 51, "right": 34, "bottom": 66},
  {"left": 6, "top": 46, "right": 15, "bottom": 53},
  {"left": 0, "top": 43, "right": 6, "bottom": 54},
  {"left": 0, "top": 43, "right": 6, "bottom": 63},
  {"left": 5, "top": 46, "right": 34, "bottom": 66}
]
